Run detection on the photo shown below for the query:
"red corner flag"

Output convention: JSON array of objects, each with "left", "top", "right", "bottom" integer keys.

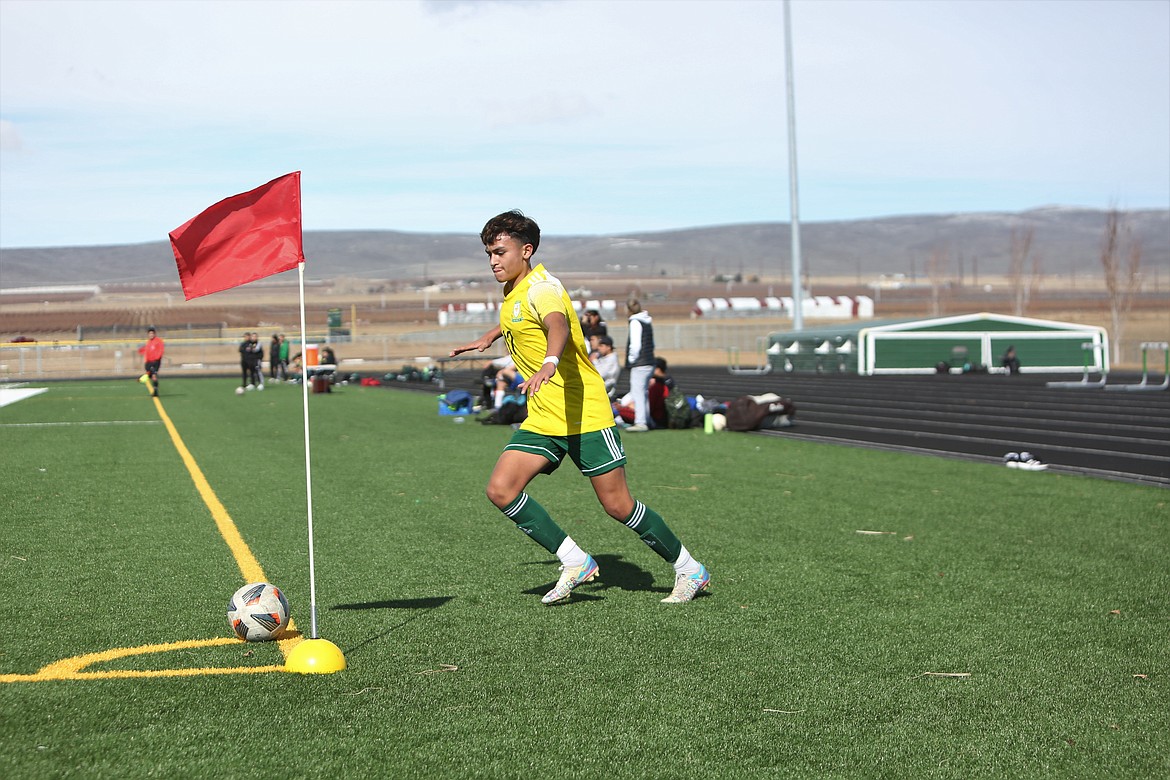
[{"left": 169, "top": 172, "right": 305, "bottom": 300}]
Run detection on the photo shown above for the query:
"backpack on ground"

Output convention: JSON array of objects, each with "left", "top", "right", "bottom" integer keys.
[
  {"left": 479, "top": 399, "right": 528, "bottom": 426},
  {"left": 664, "top": 389, "right": 697, "bottom": 429},
  {"left": 442, "top": 389, "right": 473, "bottom": 412},
  {"left": 725, "top": 393, "right": 796, "bottom": 432}
]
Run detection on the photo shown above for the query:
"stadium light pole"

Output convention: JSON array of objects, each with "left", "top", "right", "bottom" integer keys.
[{"left": 784, "top": 0, "right": 804, "bottom": 332}]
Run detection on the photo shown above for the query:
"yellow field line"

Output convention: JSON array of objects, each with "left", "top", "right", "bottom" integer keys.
[
  {"left": 1, "top": 391, "right": 300, "bottom": 683},
  {"left": 151, "top": 394, "right": 303, "bottom": 662},
  {"left": 0, "top": 638, "right": 286, "bottom": 683},
  {"left": 152, "top": 395, "right": 269, "bottom": 584},
  {"left": 1, "top": 666, "right": 287, "bottom": 682}
]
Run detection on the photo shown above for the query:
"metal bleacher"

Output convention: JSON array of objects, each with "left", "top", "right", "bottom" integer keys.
[{"left": 424, "top": 365, "right": 1170, "bottom": 487}]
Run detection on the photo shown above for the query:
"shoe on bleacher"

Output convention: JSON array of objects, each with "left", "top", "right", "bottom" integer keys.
[
  {"left": 661, "top": 564, "right": 711, "bottom": 603},
  {"left": 542, "top": 555, "right": 600, "bottom": 604},
  {"left": 1003, "top": 452, "right": 1021, "bottom": 468},
  {"left": 1017, "top": 452, "right": 1048, "bottom": 471}
]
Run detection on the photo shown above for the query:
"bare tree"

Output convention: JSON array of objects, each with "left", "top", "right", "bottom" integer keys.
[
  {"left": 1007, "top": 226, "right": 1040, "bottom": 316},
  {"left": 1100, "top": 209, "right": 1143, "bottom": 365},
  {"left": 926, "top": 246, "right": 949, "bottom": 317}
]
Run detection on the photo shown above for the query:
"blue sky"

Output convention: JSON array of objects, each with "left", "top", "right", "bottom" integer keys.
[{"left": 1, "top": 0, "right": 1167, "bottom": 249}]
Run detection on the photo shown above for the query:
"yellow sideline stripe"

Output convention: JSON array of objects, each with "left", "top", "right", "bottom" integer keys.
[
  {"left": 0, "top": 394, "right": 300, "bottom": 683},
  {"left": 151, "top": 395, "right": 268, "bottom": 584}
]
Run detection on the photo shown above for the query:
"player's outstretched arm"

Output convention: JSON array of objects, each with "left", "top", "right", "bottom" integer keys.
[{"left": 450, "top": 326, "right": 502, "bottom": 357}]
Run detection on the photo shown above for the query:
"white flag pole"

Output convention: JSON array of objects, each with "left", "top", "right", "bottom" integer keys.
[
  {"left": 784, "top": 0, "right": 804, "bottom": 333},
  {"left": 297, "top": 261, "right": 320, "bottom": 639},
  {"left": 284, "top": 244, "right": 345, "bottom": 671}
]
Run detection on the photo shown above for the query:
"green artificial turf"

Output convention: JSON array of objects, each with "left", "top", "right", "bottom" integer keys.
[{"left": 0, "top": 378, "right": 1166, "bottom": 779}]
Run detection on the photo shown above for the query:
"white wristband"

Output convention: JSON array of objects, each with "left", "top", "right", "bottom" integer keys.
[{"left": 542, "top": 356, "right": 560, "bottom": 368}]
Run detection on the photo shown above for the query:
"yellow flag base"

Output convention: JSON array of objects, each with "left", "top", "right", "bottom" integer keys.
[{"left": 284, "top": 638, "right": 346, "bottom": 674}]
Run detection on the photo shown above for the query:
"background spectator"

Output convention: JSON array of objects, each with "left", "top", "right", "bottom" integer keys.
[
  {"left": 625, "top": 299, "right": 655, "bottom": 432},
  {"left": 592, "top": 335, "right": 620, "bottom": 400},
  {"left": 648, "top": 357, "right": 675, "bottom": 428},
  {"left": 1002, "top": 345, "right": 1021, "bottom": 375}
]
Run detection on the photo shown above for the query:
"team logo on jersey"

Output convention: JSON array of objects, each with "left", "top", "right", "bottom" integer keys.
[{"left": 512, "top": 302, "right": 523, "bottom": 323}]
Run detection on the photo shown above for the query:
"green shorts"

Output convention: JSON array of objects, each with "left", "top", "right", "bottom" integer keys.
[{"left": 504, "top": 426, "right": 627, "bottom": 477}]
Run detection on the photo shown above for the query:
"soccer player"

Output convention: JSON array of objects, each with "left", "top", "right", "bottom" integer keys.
[
  {"left": 138, "top": 327, "right": 164, "bottom": 397},
  {"left": 450, "top": 210, "right": 710, "bottom": 604}
]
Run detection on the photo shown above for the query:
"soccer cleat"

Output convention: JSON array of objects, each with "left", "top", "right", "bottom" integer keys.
[
  {"left": 625, "top": 424, "right": 649, "bottom": 433},
  {"left": 661, "top": 564, "right": 711, "bottom": 603},
  {"left": 541, "top": 554, "right": 599, "bottom": 604}
]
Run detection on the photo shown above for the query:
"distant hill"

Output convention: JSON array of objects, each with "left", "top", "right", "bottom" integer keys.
[{"left": 1, "top": 207, "right": 1166, "bottom": 289}]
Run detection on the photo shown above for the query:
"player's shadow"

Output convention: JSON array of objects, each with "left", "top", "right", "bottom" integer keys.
[
  {"left": 330, "top": 596, "right": 453, "bottom": 656},
  {"left": 521, "top": 553, "right": 660, "bottom": 603}
]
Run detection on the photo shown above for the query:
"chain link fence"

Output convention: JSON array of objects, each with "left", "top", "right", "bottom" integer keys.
[{"left": 0, "top": 320, "right": 797, "bottom": 381}]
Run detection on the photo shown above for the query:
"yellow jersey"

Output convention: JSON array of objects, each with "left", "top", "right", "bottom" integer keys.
[{"left": 500, "top": 264, "right": 614, "bottom": 436}]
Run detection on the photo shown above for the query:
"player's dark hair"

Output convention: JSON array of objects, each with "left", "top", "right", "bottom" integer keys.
[{"left": 481, "top": 210, "right": 540, "bottom": 253}]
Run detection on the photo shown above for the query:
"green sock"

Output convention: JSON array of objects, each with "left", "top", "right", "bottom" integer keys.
[
  {"left": 622, "top": 500, "right": 682, "bottom": 563},
  {"left": 500, "top": 493, "right": 567, "bottom": 554}
]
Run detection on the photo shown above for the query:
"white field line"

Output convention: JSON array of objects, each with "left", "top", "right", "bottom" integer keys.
[
  {"left": 0, "top": 387, "right": 47, "bottom": 408},
  {"left": 0, "top": 420, "right": 159, "bottom": 427}
]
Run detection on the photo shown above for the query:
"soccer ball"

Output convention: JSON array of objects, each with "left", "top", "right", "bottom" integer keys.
[
  {"left": 227, "top": 582, "right": 290, "bottom": 642},
  {"left": 235, "top": 386, "right": 245, "bottom": 395}
]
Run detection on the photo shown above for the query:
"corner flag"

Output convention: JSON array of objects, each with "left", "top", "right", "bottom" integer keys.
[{"left": 169, "top": 172, "right": 304, "bottom": 300}]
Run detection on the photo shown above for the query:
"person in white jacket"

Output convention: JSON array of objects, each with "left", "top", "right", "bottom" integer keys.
[{"left": 625, "top": 299, "right": 655, "bottom": 432}]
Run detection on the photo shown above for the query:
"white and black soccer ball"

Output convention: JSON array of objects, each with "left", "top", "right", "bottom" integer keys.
[{"left": 227, "top": 582, "right": 290, "bottom": 642}]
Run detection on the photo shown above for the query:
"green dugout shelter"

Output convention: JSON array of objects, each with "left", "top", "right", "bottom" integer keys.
[{"left": 765, "top": 312, "right": 1109, "bottom": 376}]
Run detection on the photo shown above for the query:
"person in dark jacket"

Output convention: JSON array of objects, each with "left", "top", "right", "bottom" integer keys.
[
  {"left": 1001, "top": 345, "right": 1021, "bottom": 375},
  {"left": 269, "top": 334, "right": 286, "bottom": 381},
  {"left": 239, "top": 332, "right": 264, "bottom": 391}
]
